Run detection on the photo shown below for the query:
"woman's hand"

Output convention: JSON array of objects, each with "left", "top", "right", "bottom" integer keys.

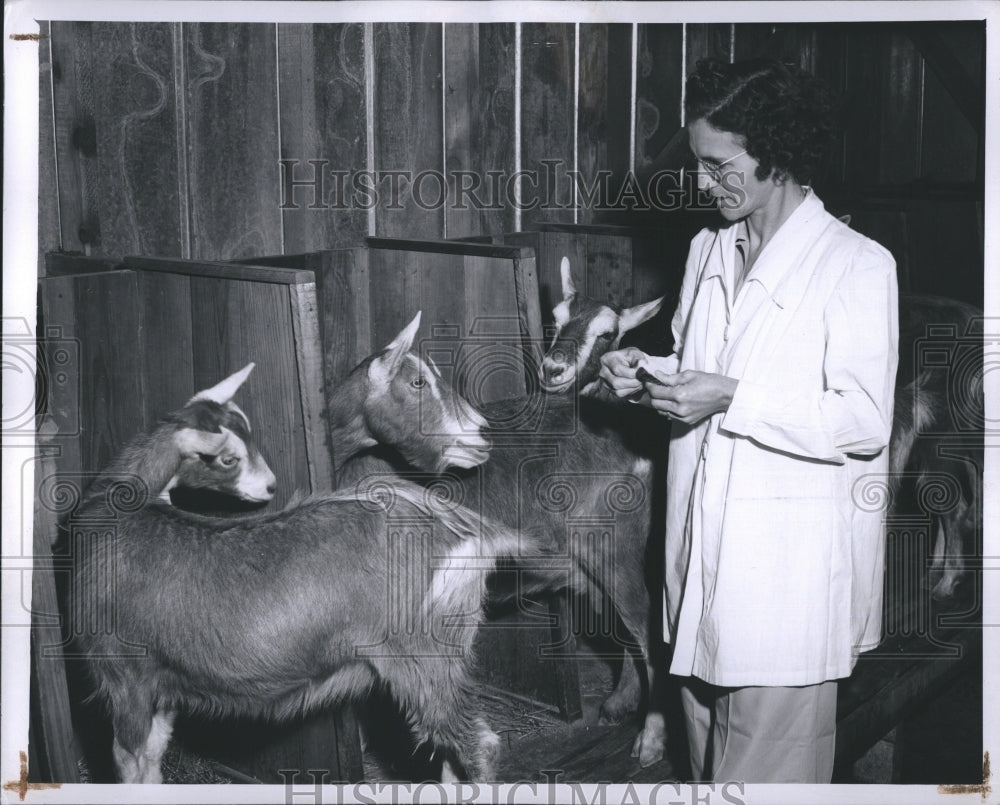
[
  {"left": 645, "top": 370, "right": 738, "bottom": 424},
  {"left": 599, "top": 347, "right": 648, "bottom": 399}
]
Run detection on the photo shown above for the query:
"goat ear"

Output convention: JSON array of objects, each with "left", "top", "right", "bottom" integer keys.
[
  {"left": 370, "top": 311, "right": 421, "bottom": 386},
  {"left": 226, "top": 401, "right": 252, "bottom": 433},
  {"left": 618, "top": 296, "right": 664, "bottom": 336},
  {"left": 174, "top": 427, "right": 228, "bottom": 457},
  {"left": 838, "top": 213, "right": 852, "bottom": 226},
  {"left": 559, "top": 256, "right": 577, "bottom": 300},
  {"left": 190, "top": 363, "right": 255, "bottom": 405}
]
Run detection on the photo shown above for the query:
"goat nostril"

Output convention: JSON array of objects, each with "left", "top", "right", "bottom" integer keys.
[{"left": 267, "top": 483, "right": 276, "bottom": 495}]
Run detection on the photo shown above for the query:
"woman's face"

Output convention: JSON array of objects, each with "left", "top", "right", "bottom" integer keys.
[{"left": 687, "top": 118, "right": 776, "bottom": 222}]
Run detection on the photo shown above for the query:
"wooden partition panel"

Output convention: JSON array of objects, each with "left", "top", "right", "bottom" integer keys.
[
  {"left": 487, "top": 223, "right": 688, "bottom": 323},
  {"left": 117, "top": 256, "right": 331, "bottom": 499},
  {"left": 37, "top": 256, "right": 360, "bottom": 783},
  {"left": 243, "top": 238, "right": 544, "bottom": 420}
]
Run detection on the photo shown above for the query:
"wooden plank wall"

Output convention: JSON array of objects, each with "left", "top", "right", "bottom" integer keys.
[{"left": 41, "top": 21, "right": 984, "bottom": 302}]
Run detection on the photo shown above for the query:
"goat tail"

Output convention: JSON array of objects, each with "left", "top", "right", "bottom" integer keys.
[
  {"left": 343, "top": 477, "right": 537, "bottom": 642},
  {"left": 422, "top": 504, "right": 530, "bottom": 619}
]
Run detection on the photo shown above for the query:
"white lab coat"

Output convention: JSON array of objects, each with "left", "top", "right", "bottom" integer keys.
[{"left": 653, "top": 189, "right": 898, "bottom": 687}]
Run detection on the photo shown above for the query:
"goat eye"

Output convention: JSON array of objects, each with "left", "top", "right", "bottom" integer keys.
[
  {"left": 219, "top": 455, "right": 239, "bottom": 468},
  {"left": 411, "top": 377, "right": 426, "bottom": 389}
]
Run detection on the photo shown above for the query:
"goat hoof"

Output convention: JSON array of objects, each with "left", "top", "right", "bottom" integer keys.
[
  {"left": 630, "top": 730, "right": 665, "bottom": 768},
  {"left": 598, "top": 697, "right": 633, "bottom": 725},
  {"left": 931, "top": 577, "right": 958, "bottom": 601}
]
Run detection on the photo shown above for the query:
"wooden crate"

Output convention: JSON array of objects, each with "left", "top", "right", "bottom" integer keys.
[{"left": 36, "top": 255, "right": 361, "bottom": 783}]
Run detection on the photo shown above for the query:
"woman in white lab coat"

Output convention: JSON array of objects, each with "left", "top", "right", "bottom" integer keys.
[{"left": 600, "top": 58, "right": 898, "bottom": 783}]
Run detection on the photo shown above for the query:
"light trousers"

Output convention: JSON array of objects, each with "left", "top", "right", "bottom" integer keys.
[{"left": 680, "top": 677, "right": 839, "bottom": 784}]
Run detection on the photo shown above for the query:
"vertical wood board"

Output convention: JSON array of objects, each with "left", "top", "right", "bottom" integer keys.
[
  {"left": 30, "top": 447, "right": 82, "bottom": 784},
  {"left": 136, "top": 271, "right": 195, "bottom": 426},
  {"left": 49, "top": 22, "right": 184, "bottom": 258},
  {"left": 577, "top": 24, "right": 632, "bottom": 223},
  {"left": 443, "top": 24, "right": 482, "bottom": 240},
  {"left": 39, "top": 21, "right": 62, "bottom": 273},
  {"left": 478, "top": 24, "right": 518, "bottom": 236},
  {"left": 277, "top": 23, "right": 369, "bottom": 253},
  {"left": 372, "top": 23, "right": 445, "bottom": 239},
  {"left": 842, "top": 27, "right": 886, "bottom": 187},
  {"left": 183, "top": 23, "right": 283, "bottom": 260},
  {"left": 521, "top": 23, "right": 576, "bottom": 228},
  {"left": 71, "top": 271, "right": 148, "bottom": 475},
  {"left": 635, "top": 24, "right": 683, "bottom": 180},
  {"left": 461, "top": 254, "right": 528, "bottom": 404},
  {"left": 315, "top": 248, "right": 373, "bottom": 385},
  {"left": 684, "top": 23, "right": 732, "bottom": 71}
]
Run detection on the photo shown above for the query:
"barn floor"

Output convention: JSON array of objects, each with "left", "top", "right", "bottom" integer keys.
[
  {"left": 141, "top": 649, "right": 681, "bottom": 786},
  {"left": 147, "top": 636, "right": 981, "bottom": 787},
  {"left": 72, "top": 585, "right": 981, "bottom": 788},
  {"left": 357, "top": 649, "right": 682, "bottom": 785}
]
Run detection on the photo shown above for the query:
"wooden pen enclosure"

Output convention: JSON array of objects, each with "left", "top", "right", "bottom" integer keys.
[
  {"left": 36, "top": 257, "right": 361, "bottom": 783},
  {"left": 31, "top": 13, "right": 986, "bottom": 787}
]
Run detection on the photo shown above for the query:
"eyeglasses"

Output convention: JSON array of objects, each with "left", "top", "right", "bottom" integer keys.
[{"left": 693, "top": 149, "right": 748, "bottom": 185}]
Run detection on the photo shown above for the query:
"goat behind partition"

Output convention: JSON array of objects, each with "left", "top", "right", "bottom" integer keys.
[
  {"left": 325, "top": 310, "right": 491, "bottom": 476},
  {"left": 540, "top": 258, "right": 666, "bottom": 397},
  {"left": 70, "top": 364, "right": 519, "bottom": 783},
  {"left": 77, "top": 362, "right": 277, "bottom": 514}
]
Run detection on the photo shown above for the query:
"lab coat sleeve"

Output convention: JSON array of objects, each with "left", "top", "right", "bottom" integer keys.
[{"left": 722, "top": 242, "right": 898, "bottom": 463}]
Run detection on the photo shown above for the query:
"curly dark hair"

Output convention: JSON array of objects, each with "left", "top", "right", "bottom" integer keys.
[{"left": 685, "top": 57, "right": 834, "bottom": 186}]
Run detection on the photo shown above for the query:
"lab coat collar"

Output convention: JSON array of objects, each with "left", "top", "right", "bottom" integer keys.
[
  {"left": 743, "top": 188, "right": 829, "bottom": 306},
  {"left": 700, "top": 188, "right": 832, "bottom": 305}
]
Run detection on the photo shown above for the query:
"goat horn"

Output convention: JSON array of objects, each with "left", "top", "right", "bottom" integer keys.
[
  {"left": 190, "top": 363, "right": 256, "bottom": 405},
  {"left": 385, "top": 311, "right": 422, "bottom": 352}
]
